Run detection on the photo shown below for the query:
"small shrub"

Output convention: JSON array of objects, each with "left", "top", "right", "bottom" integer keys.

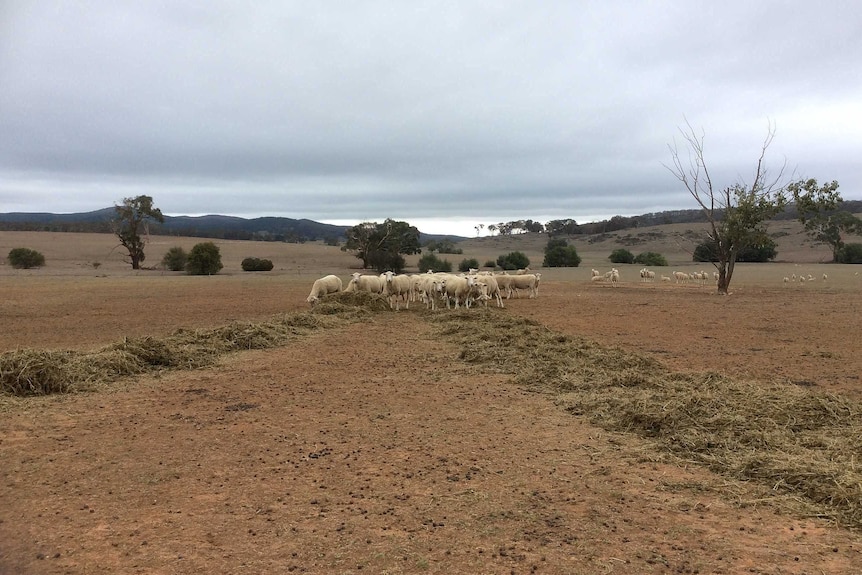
[
  {"left": 496, "top": 251, "right": 530, "bottom": 271},
  {"left": 458, "top": 258, "right": 480, "bottom": 272},
  {"left": 241, "top": 257, "right": 274, "bottom": 272},
  {"left": 609, "top": 248, "right": 634, "bottom": 264},
  {"left": 483, "top": 259, "right": 496, "bottom": 269},
  {"left": 7, "top": 247, "right": 45, "bottom": 269},
  {"left": 633, "top": 251, "right": 668, "bottom": 266},
  {"left": 837, "top": 243, "right": 862, "bottom": 264},
  {"left": 418, "top": 253, "right": 452, "bottom": 273},
  {"left": 186, "top": 242, "right": 223, "bottom": 275},
  {"left": 161, "top": 247, "right": 188, "bottom": 271}
]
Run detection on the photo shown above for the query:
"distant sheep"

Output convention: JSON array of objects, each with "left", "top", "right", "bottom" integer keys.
[{"left": 306, "top": 274, "right": 343, "bottom": 307}]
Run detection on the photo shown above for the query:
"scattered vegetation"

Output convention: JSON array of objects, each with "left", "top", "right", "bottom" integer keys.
[
  {"left": 7, "top": 247, "right": 45, "bottom": 269},
  {"left": 496, "top": 251, "right": 530, "bottom": 271},
  {"left": 241, "top": 257, "right": 274, "bottom": 272},
  {"left": 425, "top": 238, "right": 463, "bottom": 254},
  {"left": 161, "top": 246, "right": 188, "bottom": 271},
  {"left": 693, "top": 239, "right": 777, "bottom": 263},
  {"left": 483, "top": 260, "right": 496, "bottom": 269},
  {"left": 185, "top": 242, "right": 223, "bottom": 275}
]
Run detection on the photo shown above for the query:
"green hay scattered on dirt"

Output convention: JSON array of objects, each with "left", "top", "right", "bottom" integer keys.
[
  {"left": 430, "top": 308, "right": 862, "bottom": 530},
  {"left": 0, "top": 295, "right": 383, "bottom": 397}
]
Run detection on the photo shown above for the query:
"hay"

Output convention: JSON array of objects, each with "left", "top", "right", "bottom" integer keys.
[
  {"left": 0, "top": 293, "right": 386, "bottom": 397},
  {"left": 431, "top": 309, "right": 862, "bottom": 529}
]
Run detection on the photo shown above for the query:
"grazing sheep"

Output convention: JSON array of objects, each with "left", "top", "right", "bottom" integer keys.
[
  {"left": 823, "top": 273, "right": 828, "bottom": 281},
  {"left": 610, "top": 268, "right": 620, "bottom": 287},
  {"left": 591, "top": 268, "right": 600, "bottom": 278},
  {"left": 661, "top": 275, "right": 671, "bottom": 282},
  {"left": 306, "top": 274, "right": 343, "bottom": 307}
]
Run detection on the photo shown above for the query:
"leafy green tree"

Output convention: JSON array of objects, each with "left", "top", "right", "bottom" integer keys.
[
  {"left": 543, "top": 238, "right": 581, "bottom": 267},
  {"left": 112, "top": 195, "right": 164, "bottom": 270},
  {"left": 788, "top": 178, "right": 862, "bottom": 262},
  {"left": 186, "top": 242, "right": 223, "bottom": 275},
  {"left": 344, "top": 219, "right": 421, "bottom": 272},
  {"left": 694, "top": 238, "right": 777, "bottom": 263},
  {"left": 161, "top": 247, "right": 188, "bottom": 271},
  {"left": 7, "top": 247, "right": 45, "bottom": 269},
  {"left": 496, "top": 251, "right": 530, "bottom": 270},
  {"left": 667, "top": 121, "right": 786, "bottom": 294},
  {"left": 609, "top": 248, "right": 634, "bottom": 264},
  {"left": 633, "top": 252, "right": 668, "bottom": 266}
]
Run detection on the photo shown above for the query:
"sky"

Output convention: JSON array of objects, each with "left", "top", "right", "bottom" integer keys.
[{"left": 1, "top": 1, "right": 861, "bottom": 237}]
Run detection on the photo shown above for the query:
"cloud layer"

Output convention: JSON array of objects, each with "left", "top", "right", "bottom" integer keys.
[{"left": 2, "top": 1, "right": 860, "bottom": 234}]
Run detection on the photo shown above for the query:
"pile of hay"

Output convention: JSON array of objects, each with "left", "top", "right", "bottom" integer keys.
[
  {"left": 0, "top": 297, "right": 383, "bottom": 397},
  {"left": 431, "top": 309, "right": 862, "bottom": 529}
]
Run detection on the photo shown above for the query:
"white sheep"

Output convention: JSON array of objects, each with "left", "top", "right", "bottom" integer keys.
[
  {"left": 345, "top": 272, "right": 385, "bottom": 294},
  {"left": 441, "top": 274, "right": 476, "bottom": 309},
  {"left": 306, "top": 274, "right": 343, "bottom": 307},
  {"left": 609, "top": 268, "right": 620, "bottom": 287},
  {"left": 591, "top": 268, "right": 600, "bottom": 278},
  {"left": 382, "top": 271, "right": 413, "bottom": 311},
  {"left": 476, "top": 274, "right": 505, "bottom": 307},
  {"left": 507, "top": 273, "right": 541, "bottom": 298},
  {"left": 823, "top": 273, "right": 828, "bottom": 281},
  {"left": 661, "top": 275, "right": 671, "bottom": 282},
  {"left": 417, "top": 275, "right": 446, "bottom": 310}
]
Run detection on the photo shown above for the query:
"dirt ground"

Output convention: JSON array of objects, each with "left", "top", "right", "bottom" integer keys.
[{"left": 2, "top": 233, "right": 862, "bottom": 574}]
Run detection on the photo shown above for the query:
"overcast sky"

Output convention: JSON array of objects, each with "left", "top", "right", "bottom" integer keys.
[{"left": 2, "top": 1, "right": 860, "bottom": 236}]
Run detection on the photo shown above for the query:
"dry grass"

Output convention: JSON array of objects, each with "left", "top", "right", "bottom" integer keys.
[
  {"left": 0, "top": 294, "right": 384, "bottom": 396},
  {"left": 430, "top": 308, "right": 862, "bottom": 529}
]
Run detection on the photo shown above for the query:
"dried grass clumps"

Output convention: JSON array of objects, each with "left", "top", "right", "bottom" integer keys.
[
  {"left": 431, "top": 309, "right": 862, "bottom": 529},
  {"left": 1, "top": 297, "right": 384, "bottom": 397}
]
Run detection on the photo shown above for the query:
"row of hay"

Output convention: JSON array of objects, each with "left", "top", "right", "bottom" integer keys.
[
  {"left": 430, "top": 309, "right": 862, "bottom": 530},
  {"left": 0, "top": 292, "right": 387, "bottom": 396}
]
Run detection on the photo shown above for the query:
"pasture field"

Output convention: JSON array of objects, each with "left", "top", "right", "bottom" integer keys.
[{"left": 2, "top": 230, "right": 862, "bottom": 574}]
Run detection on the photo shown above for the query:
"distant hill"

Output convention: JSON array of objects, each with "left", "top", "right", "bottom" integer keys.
[
  {"left": 0, "top": 209, "right": 462, "bottom": 244},
  {"left": 2, "top": 200, "right": 860, "bottom": 244}
]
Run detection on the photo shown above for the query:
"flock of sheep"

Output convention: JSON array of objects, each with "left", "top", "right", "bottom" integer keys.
[{"left": 306, "top": 269, "right": 542, "bottom": 310}]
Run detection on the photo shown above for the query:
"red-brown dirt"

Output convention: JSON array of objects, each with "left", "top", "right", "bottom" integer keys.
[{"left": 2, "top": 232, "right": 862, "bottom": 574}]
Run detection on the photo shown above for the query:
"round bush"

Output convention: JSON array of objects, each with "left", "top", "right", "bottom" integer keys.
[
  {"left": 837, "top": 243, "right": 862, "bottom": 264},
  {"left": 241, "top": 257, "right": 274, "bottom": 272},
  {"left": 161, "top": 247, "right": 188, "bottom": 271},
  {"left": 633, "top": 251, "right": 668, "bottom": 266},
  {"left": 496, "top": 251, "right": 530, "bottom": 271},
  {"left": 543, "top": 238, "right": 581, "bottom": 267},
  {"left": 418, "top": 253, "right": 452, "bottom": 273},
  {"left": 7, "top": 248, "right": 45, "bottom": 269},
  {"left": 186, "top": 242, "right": 223, "bottom": 275},
  {"left": 609, "top": 248, "right": 634, "bottom": 264},
  {"left": 458, "top": 258, "right": 480, "bottom": 273}
]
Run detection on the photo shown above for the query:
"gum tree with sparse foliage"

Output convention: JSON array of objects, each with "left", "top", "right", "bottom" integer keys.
[
  {"left": 666, "top": 120, "right": 787, "bottom": 294},
  {"left": 112, "top": 195, "right": 164, "bottom": 270}
]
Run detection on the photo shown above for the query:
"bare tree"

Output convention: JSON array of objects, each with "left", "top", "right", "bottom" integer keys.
[{"left": 666, "top": 120, "right": 787, "bottom": 294}]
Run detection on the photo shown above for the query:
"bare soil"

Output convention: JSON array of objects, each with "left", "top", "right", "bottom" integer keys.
[{"left": 2, "top": 231, "right": 862, "bottom": 574}]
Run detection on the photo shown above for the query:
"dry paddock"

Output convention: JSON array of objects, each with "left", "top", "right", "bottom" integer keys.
[{"left": 2, "top": 266, "right": 862, "bottom": 574}]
